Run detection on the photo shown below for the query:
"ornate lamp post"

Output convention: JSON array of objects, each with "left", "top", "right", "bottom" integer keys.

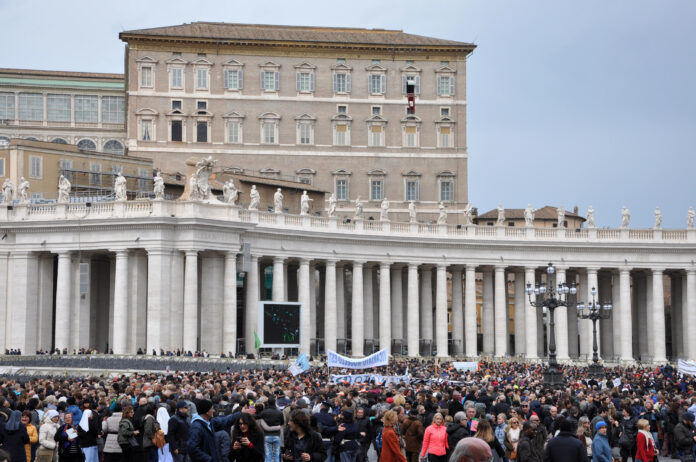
[
  {"left": 576, "top": 286, "right": 612, "bottom": 375},
  {"left": 526, "top": 263, "right": 576, "bottom": 386}
]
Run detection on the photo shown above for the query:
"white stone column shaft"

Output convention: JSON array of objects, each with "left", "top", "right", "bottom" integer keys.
[
  {"left": 363, "top": 265, "right": 374, "bottom": 341},
  {"left": 482, "top": 269, "right": 494, "bottom": 355},
  {"left": 183, "top": 251, "right": 199, "bottom": 352},
  {"left": 525, "top": 267, "right": 538, "bottom": 359},
  {"left": 169, "top": 251, "right": 185, "bottom": 351},
  {"left": 54, "top": 252, "right": 72, "bottom": 351},
  {"left": 391, "top": 267, "right": 403, "bottom": 342},
  {"left": 112, "top": 250, "right": 130, "bottom": 354},
  {"left": 464, "top": 265, "right": 477, "bottom": 356},
  {"left": 310, "top": 263, "right": 317, "bottom": 341},
  {"left": 646, "top": 272, "right": 654, "bottom": 356},
  {"left": 223, "top": 251, "right": 237, "bottom": 356},
  {"left": 611, "top": 271, "right": 622, "bottom": 358},
  {"left": 513, "top": 270, "right": 526, "bottom": 356},
  {"left": 379, "top": 262, "right": 391, "bottom": 354},
  {"left": 146, "top": 250, "right": 172, "bottom": 353},
  {"left": 420, "top": 268, "right": 433, "bottom": 342},
  {"left": 272, "top": 257, "right": 285, "bottom": 302},
  {"left": 244, "top": 256, "right": 259, "bottom": 354},
  {"left": 652, "top": 269, "right": 667, "bottom": 362},
  {"left": 686, "top": 270, "right": 696, "bottom": 360},
  {"left": 351, "top": 261, "right": 364, "bottom": 356},
  {"left": 336, "top": 264, "right": 345, "bottom": 340},
  {"left": 619, "top": 269, "right": 633, "bottom": 361},
  {"left": 298, "top": 258, "right": 311, "bottom": 355},
  {"left": 671, "top": 275, "right": 683, "bottom": 359},
  {"left": 436, "top": 264, "right": 448, "bottom": 357},
  {"left": 324, "top": 260, "right": 337, "bottom": 352},
  {"left": 451, "top": 269, "right": 463, "bottom": 356},
  {"left": 9, "top": 252, "right": 39, "bottom": 352},
  {"left": 494, "top": 266, "right": 507, "bottom": 357},
  {"left": 598, "top": 273, "right": 614, "bottom": 358},
  {"left": 407, "top": 263, "right": 419, "bottom": 357},
  {"left": 0, "top": 252, "right": 8, "bottom": 351},
  {"left": 555, "top": 268, "right": 569, "bottom": 360}
]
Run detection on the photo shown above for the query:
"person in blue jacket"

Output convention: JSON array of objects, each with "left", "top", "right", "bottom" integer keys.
[
  {"left": 592, "top": 422, "right": 612, "bottom": 462},
  {"left": 186, "top": 399, "right": 239, "bottom": 462}
]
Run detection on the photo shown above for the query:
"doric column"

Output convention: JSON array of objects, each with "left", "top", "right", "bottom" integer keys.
[
  {"left": 420, "top": 267, "right": 433, "bottom": 342},
  {"left": 272, "top": 256, "right": 285, "bottom": 302},
  {"left": 298, "top": 258, "right": 311, "bottom": 355},
  {"left": 324, "top": 259, "right": 337, "bottom": 352},
  {"left": 619, "top": 269, "right": 633, "bottom": 361},
  {"left": 407, "top": 263, "right": 419, "bottom": 357},
  {"left": 525, "top": 267, "right": 537, "bottom": 359},
  {"left": 310, "top": 262, "right": 317, "bottom": 341},
  {"left": 555, "top": 267, "right": 569, "bottom": 360},
  {"left": 223, "top": 251, "right": 237, "bottom": 356},
  {"left": 351, "top": 261, "right": 364, "bottom": 356},
  {"left": 244, "top": 255, "right": 259, "bottom": 354},
  {"left": 183, "top": 251, "right": 199, "bottom": 353},
  {"left": 436, "top": 263, "right": 448, "bottom": 357},
  {"left": 586, "top": 268, "right": 599, "bottom": 358},
  {"left": 578, "top": 271, "right": 590, "bottom": 357},
  {"left": 611, "top": 271, "right": 622, "bottom": 358},
  {"left": 147, "top": 250, "right": 173, "bottom": 353},
  {"left": 566, "top": 271, "right": 579, "bottom": 357},
  {"left": 54, "top": 251, "right": 73, "bottom": 351},
  {"left": 363, "top": 265, "right": 374, "bottom": 341},
  {"left": 336, "top": 263, "right": 345, "bottom": 339},
  {"left": 36, "top": 255, "right": 54, "bottom": 352},
  {"left": 451, "top": 268, "right": 463, "bottom": 356},
  {"left": 686, "top": 270, "right": 696, "bottom": 360},
  {"left": 379, "top": 262, "right": 391, "bottom": 354},
  {"left": 598, "top": 272, "right": 614, "bottom": 358},
  {"left": 494, "top": 266, "right": 507, "bottom": 357},
  {"left": 170, "top": 251, "right": 185, "bottom": 351},
  {"left": 464, "top": 265, "right": 477, "bottom": 356},
  {"left": 9, "top": 252, "right": 39, "bottom": 353},
  {"left": 112, "top": 250, "right": 130, "bottom": 354},
  {"left": 513, "top": 270, "right": 526, "bottom": 357},
  {"left": 391, "top": 267, "right": 404, "bottom": 342},
  {"left": 652, "top": 269, "right": 667, "bottom": 362},
  {"left": 0, "top": 252, "right": 8, "bottom": 351},
  {"left": 482, "top": 269, "right": 494, "bottom": 355},
  {"left": 671, "top": 274, "right": 683, "bottom": 359},
  {"left": 646, "top": 272, "right": 654, "bottom": 355},
  {"left": 633, "top": 273, "right": 648, "bottom": 357}
]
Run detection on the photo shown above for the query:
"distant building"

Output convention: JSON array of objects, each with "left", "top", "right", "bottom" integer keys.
[{"left": 474, "top": 205, "right": 586, "bottom": 228}]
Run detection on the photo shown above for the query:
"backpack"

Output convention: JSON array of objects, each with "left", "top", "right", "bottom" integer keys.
[
  {"left": 375, "top": 429, "right": 383, "bottom": 450},
  {"left": 152, "top": 428, "right": 166, "bottom": 449}
]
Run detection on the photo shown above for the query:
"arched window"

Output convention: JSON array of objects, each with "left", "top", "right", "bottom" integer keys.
[
  {"left": 51, "top": 138, "right": 68, "bottom": 144},
  {"left": 25, "top": 137, "right": 39, "bottom": 141},
  {"left": 103, "top": 139, "right": 124, "bottom": 154},
  {"left": 77, "top": 139, "right": 96, "bottom": 150}
]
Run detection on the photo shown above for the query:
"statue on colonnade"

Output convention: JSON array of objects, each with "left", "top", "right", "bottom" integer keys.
[
  {"left": 2, "top": 178, "right": 15, "bottom": 204},
  {"left": 114, "top": 173, "right": 127, "bottom": 201},
  {"left": 17, "top": 177, "right": 30, "bottom": 204},
  {"left": 274, "top": 188, "right": 284, "bottom": 213},
  {"left": 654, "top": 207, "right": 662, "bottom": 229},
  {"left": 437, "top": 202, "right": 447, "bottom": 225},
  {"left": 58, "top": 175, "right": 71, "bottom": 204},
  {"left": 688, "top": 207, "right": 695, "bottom": 229},
  {"left": 153, "top": 172, "right": 165, "bottom": 200},
  {"left": 222, "top": 179, "right": 238, "bottom": 205},
  {"left": 496, "top": 204, "right": 505, "bottom": 225},
  {"left": 354, "top": 196, "right": 363, "bottom": 219},
  {"left": 300, "top": 191, "right": 312, "bottom": 216},
  {"left": 327, "top": 193, "right": 336, "bottom": 217},
  {"left": 248, "top": 185, "right": 260, "bottom": 211},
  {"left": 621, "top": 206, "right": 631, "bottom": 228},
  {"left": 586, "top": 206, "right": 595, "bottom": 228},
  {"left": 524, "top": 204, "right": 535, "bottom": 227}
]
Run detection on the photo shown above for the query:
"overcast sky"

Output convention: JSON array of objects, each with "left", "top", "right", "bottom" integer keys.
[{"left": 2, "top": 0, "right": 694, "bottom": 228}]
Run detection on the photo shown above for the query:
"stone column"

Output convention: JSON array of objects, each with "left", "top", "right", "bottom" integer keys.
[
  {"left": 351, "top": 261, "right": 364, "bottom": 356},
  {"left": 525, "top": 267, "right": 537, "bottom": 359},
  {"left": 310, "top": 263, "right": 317, "bottom": 341},
  {"left": 652, "top": 269, "right": 667, "bottom": 362},
  {"left": 298, "top": 258, "right": 311, "bottom": 355},
  {"left": 513, "top": 270, "right": 526, "bottom": 357},
  {"left": 619, "top": 269, "right": 633, "bottom": 361},
  {"left": 420, "top": 267, "right": 433, "bottom": 343},
  {"left": 223, "top": 251, "right": 237, "bottom": 356},
  {"left": 611, "top": 271, "right": 622, "bottom": 358},
  {"left": 183, "top": 251, "right": 199, "bottom": 353},
  {"left": 464, "top": 265, "right": 477, "bottom": 356},
  {"left": 244, "top": 255, "right": 259, "bottom": 354},
  {"left": 586, "top": 268, "right": 599, "bottom": 358},
  {"left": 494, "top": 266, "right": 507, "bottom": 357},
  {"left": 578, "top": 271, "right": 590, "bottom": 358},
  {"left": 633, "top": 273, "right": 648, "bottom": 358},
  {"left": 336, "top": 264, "right": 345, "bottom": 340},
  {"left": 0, "top": 252, "right": 8, "bottom": 351},
  {"left": 9, "top": 252, "right": 39, "bottom": 353},
  {"left": 646, "top": 272, "right": 654, "bottom": 356},
  {"left": 201, "top": 255, "right": 224, "bottom": 354},
  {"left": 112, "top": 250, "right": 130, "bottom": 354},
  {"left": 54, "top": 251, "right": 72, "bottom": 351},
  {"left": 147, "top": 250, "right": 173, "bottom": 353},
  {"left": 169, "top": 251, "right": 185, "bottom": 351},
  {"left": 407, "top": 263, "right": 419, "bottom": 357},
  {"left": 451, "top": 268, "right": 463, "bottom": 356},
  {"left": 391, "top": 266, "right": 403, "bottom": 343},
  {"left": 379, "top": 262, "right": 391, "bottom": 354},
  {"left": 555, "top": 267, "right": 569, "bottom": 360},
  {"left": 37, "top": 255, "right": 54, "bottom": 352},
  {"left": 324, "top": 260, "right": 337, "bottom": 352},
  {"left": 363, "top": 265, "right": 374, "bottom": 341},
  {"left": 671, "top": 274, "right": 683, "bottom": 359},
  {"left": 436, "top": 264, "right": 448, "bottom": 357},
  {"left": 686, "top": 270, "right": 696, "bottom": 360},
  {"left": 598, "top": 272, "right": 614, "bottom": 358},
  {"left": 482, "top": 269, "right": 494, "bottom": 355},
  {"left": 566, "top": 271, "right": 579, "bottom": 357},
  {"left": 272, "top": 256, "right": 285, "bottom": 302}
]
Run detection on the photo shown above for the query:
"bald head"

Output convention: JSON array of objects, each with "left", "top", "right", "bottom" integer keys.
[{"left": 450, "top": 437, "right": 492, "bottom": 462}]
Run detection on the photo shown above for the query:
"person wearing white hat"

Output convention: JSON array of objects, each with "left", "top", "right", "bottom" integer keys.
[{"left": 36, "top": 411, "right": 60, "bottom": 462}]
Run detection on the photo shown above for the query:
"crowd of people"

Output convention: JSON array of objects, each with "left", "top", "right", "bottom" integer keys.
[{"left": 0, "top": 360, "right": 694, "bottom": 462}]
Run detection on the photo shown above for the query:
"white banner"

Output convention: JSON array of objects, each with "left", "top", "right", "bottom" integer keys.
[
  {"left": 330, "top": 373, "right": 410, "bottom": 385},
  {"left": 452, "top": 361, "right": 479, "bottom": 372},
  {"left": 327, "top": 349, "right": 389, "bottom": 369},
  {"left": 678, "top": 359, "right": 696, "bottom": 376}
]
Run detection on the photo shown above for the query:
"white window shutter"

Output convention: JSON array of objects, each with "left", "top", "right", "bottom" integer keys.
[
  {"left": 415, "top": 75, "right": 421, "bottom": 94},
  {"left": 333, "top": 73, "right": 337, "bottom": 92},
  {"left": 296, "top": 72, "right": 300, "bottom": 91},
  {"left": 381, "top": 74, "right": 386, "bottom": 94},
  {"left": 260, "top": 71, "right": 264, "bottom": 89},
  {"left": 450, "top": 76, "right": 455, "bottom": 96},
  {"left": 310, "top": 72, "right": 315, "bottom": 91},
  {"left": 275, "top": 71, "right": 280, "bottom": 90},
  {"left": 239, "top": 70, "right": 243, "bottom": 89},
  {"left": 402, "top": 75, "right": 407, "bottom": 94},
  {"left": 346, "top": 73, "right": 351, "bottom": 93}
]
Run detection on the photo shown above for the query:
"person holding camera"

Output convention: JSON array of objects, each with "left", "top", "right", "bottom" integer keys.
[
  {"left": 283, "top": 410, "right": 326, "bottom": 462},
  {"left": 229, "top": 413, "right": 264, "bottom": 462}
]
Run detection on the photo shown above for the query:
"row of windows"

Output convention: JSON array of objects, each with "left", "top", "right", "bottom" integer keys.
[
  {"left": 25, "top": 156, "right": 147, "bottom": 186},
  {"left": 0, "top": 135, "right": 124, "bottom": 154},
  {"left": 0, "top": 93, "right": 125, "bottom": 124},
  {"left": 140, "top": 59, "right": 457, "bottom": 97},
  {"left": 332, "top": 177, "right": 455, "bottom": 203}
]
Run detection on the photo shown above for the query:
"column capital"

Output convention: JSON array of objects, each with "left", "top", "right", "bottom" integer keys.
[
  {"left": 494, "top": 264, "right": 506, "bottom": 271},
  {"left": 352, "top": 260, "right": 366, "bottom": 267},
  {"left": 651, "top": 267, "right": 666, "bottom": 274},
  {"left": 324, "top": 258, "right": 338, "bottom": 266},
  {"left": 113, "top": 249, "right": 130, "bottom": 258},
  {"left": 585, "top": 267, "right": 601, "bottom": 273},
  {"left": 436, "top": 262, "right": 448, "bottom": 269},
  {"left": 146, "top": 248, "right": 172, "bottom": 257},
  {"left": 298, "top": 257, "right": 311, "bottom": 265},
  {"left": 407, "top": 262, "right": 420, "bottom": 270},
  {"left": 379, "top": 261, "right": 391, "bottom": 270},
  {"left": 184, "top": 250, "right": 199, "bottom": 257},
  {"left": 273, "top": 256, "right": 286, "bottom": 264},
  {"left": 55, "top": 250, "right": 72, "bottom": 258},
  {"left": 686, "top": 269, "right": 696, "bottom": 276},
  {"left": 224, "top": 250, "right": 237, "bottom": 259},
  {"left": 524, "top": 265, "right": 537, "bottom": 272},
  {"left": 619, "top": 267, "right": 632, "bottom": 275},
  {"left": 465, "top": 264, "right": 477, "bottom": 272}
]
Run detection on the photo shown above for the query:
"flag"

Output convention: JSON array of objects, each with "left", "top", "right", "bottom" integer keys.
[
  {"left": 254, "top": 331, "right": 261, "bottom": 350},
  {"left": 288, "top": 353, "right": 310, "bottom": 376}
]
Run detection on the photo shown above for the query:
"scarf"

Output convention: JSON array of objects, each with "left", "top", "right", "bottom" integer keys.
[
  {"left": 79, "top": 409, "right": 92, "bottom": 432},
  {"left": 638, "top": 429, "right": 654, "bottom": 449},
  {"left": 5, "top": 410, "right": 22, "bottom": 431},
  {"left": 157, "top": 407, "right": 169, "bottom": 435}
]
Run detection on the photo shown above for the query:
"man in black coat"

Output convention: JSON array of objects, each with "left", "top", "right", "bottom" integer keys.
[
  {"left": 187, "top": 399, "right": 239, "bottom": 462},
  {"left": 543, "top": 418, "right": 589, "bottom": 462},
  {"left": 168, "top": 402, "right": 190, "bottom": 462},
  {"left": 259, "top": 397, "right": 284, "bottom": 462},
  {"left": 517, "top": 422, "right": 543, "bottom": 462},
  {"left": 446, "top": 412, "right": 470, "bottom": 459}
]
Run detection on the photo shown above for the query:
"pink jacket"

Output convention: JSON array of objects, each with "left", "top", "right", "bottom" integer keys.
[{"left": 420, "top": 423, "right": 449, "bottom": 457}]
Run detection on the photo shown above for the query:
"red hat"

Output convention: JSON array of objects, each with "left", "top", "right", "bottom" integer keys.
[{"left": 386, "top": 397, "right": 394, "bottom": 404}]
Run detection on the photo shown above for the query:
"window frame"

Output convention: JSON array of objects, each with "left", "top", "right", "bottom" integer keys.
[
  {"left": 196, "top": 120, "right": 209, "bottom": 143},
  {"left": 368, "top": 73, "right": 386, "bottom": 95},
  {"left": 170, "top": 66, "right": 184, "bottom": 89},
  {"left": 439, "top": 178, "right": 454, "bottom": 202},
  {"left": 18, "top": 93, "right": 44, "bottom": 121},
  {"left": 437, "top": 75, "right": 456, "bottom": 97},
  {"left": 74, "top": 95, "right": 98, "bottom": 123},
  {"left": 261, "top": 70, "right": 280, "bottom": 92},
  {"left": 335, "top": 178, "right": 348, "bottom": 201},
  {"left": 404, "top": 178, "right": 420, "bottom": 202},
  {"left": 227, "top": 120, "right": 241, "bottom": 143},
  {"left": 368, "top": 124, "right": 385, "bottom": 147},
  {"left": 370, "top": 178, "right": 384, "bottom": 201},
  {"left": 141, "top": 119, "right": 154, "bottom": 141},
  {"left": 89, "top": 163, "right": 102, "bottom": 186},
  {"left": 195, "top": 67, "right": 209, "bottom": 90},
  {"left": 333, "top": 123, "right": 350, "bottom": 146},
  {"left": 102, "top": 96, "right": 125, "bottom": 124},
  {"left": 140, "top": 66, "right": 153, "bottom": 88},
  {"left": 262, "top": 121, "right": 277, "bottom": 144},
  {"left": 29, "top": 155, "right": 43, "bottom": 179},
  {"left": 297, "top": 122, "right": 313, "bottom": 145},
  {"left": 46, "top": 94, "right": 71, "bottom": 122},
  {"left": 0, "top": 92, "right": 15, "bottom": 121}
]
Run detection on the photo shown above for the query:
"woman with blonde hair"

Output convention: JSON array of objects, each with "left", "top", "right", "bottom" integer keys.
[
  {"left": 420, "top": 412, "right": 448, "bottom": 462},
  {"left": 504, "top": 417, "right": 522, "bottom": 460},
  {"left": 379, "top": 410, "right": 406, "bottom": 462},
  {"left": 474, "top": 418, "right": 505, "bottom": 462},
  {"left": 635, "top": 419, "right": 655, "bottom": 462}
]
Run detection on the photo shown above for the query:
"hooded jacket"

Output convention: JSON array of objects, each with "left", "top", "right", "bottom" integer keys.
[
  {"left": 591, "top": 432, "right": 612, "bottom": 462},
  {"left": 186, "top": 413, "right": 238, "bottom": 462},
  {"left": 1, "top": 411, "right": 30, "bottom": 462}
]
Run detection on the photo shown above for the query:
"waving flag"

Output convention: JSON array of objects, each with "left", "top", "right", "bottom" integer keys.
[{"left": 288, "top": 353, "right": 310, "bottom": 376}]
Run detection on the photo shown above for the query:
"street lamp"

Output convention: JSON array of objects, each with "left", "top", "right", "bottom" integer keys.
[
  {"left": 526, "top": 263, "right": 576, "bottom": 386},
  {"left": 576, "top": 286, "right": 612, "bottom": 375}
]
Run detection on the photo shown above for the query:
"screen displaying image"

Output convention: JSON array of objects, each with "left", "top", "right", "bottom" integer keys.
[{"left": 262, "top": 303, "right": 301, "bottom": 345}]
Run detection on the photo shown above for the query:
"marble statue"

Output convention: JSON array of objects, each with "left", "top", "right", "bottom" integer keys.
[
  {"left": 496, "top": 204, "right": 505, "bottom": 225},
  {"left": 354, "top": 196, "right": 363, "bottom": 218},
  {"left": 300, "top": 191, "right": 312, "bottom": 216},
  {"left": 557, "top": 205, "right": 565, "bottom": 228},
  {"left": 17, "top": 177, "right": 30, "bottom": 204},
  {"left": 586, "top": 206, "right": 595, "bottom": 228},
  {"left": 222, "top": 179, "right": 238, "bottom": 205},
  {"left": 188, "top": 174, "right": 200, "bottom": 201},
  {"left": 114, "top": 173, "right": 127, "bottom": 202},
  {"left": 688, "top": 207, "right": 695, "bottom": 229},
  {"left": 408, "top": 201, "right": 417, "bottom": 223},
  {"left": 327, "top": 193, "right": 336, "bottom": 218},
  {"left": 153, "top": 172, "right": 165, "bottom": 200},
  {"left": 380, "top": 197, "right": 389, "bottom": 221},
  {"left": 193, "top": 156, "right": 216, "bottom": 200},
  {"left": 437, "top": 202, "right": 447, "bottom": 225},
  {"left": 273, "top": 188, "right": 284, "bottom": 213},
  {"left": 654, "top": 207, "right": 662, "bottom": 229},
  {"left": 463, "top": 202, "right": 473, "bottom": 225},
  {"left": 621, "top": 206, "right": 631, "bottom": 228},
  {"left": 524, "top": 204, "right": 535, "bottom": 227},
  {"left": 2, "top": 178, "right": 15, "bottom": 204},
  {"left": 58, "top": 175, "right": 71, "bottom": 204},
  {"left": 248, "top": 185, "right": 260, "bottom": 211}
]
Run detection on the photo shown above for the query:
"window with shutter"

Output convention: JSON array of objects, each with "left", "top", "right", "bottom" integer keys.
[
  {"left": 380, "top": 75, "right": 386, "bottom": 94},
  {"left": 335, "top": 179, "right": 348, "bottom": 200},
  {"left": 171, "top": 120, "right": 183, "bottom": 141},
  {"left": 334, "top": 124, "right": 347, "bottom": 145},
  {"left": 29, "top": 156, "right": 42, "bottom": 179},
  {"left": 171, "top": 67, "right": 183, "bottom": 88},
  {"left": 449, "top": 76, "right": 456, "bottom": 96},
  {"left": 196, "top": 121, "right": 208, "bottom": 142},
  {"left": 274, "top": 71, "right": 280, "bottom": 91},
  {"left": 227, "top": 121, "right": 240, "bottom": 143},
  {"left": 196, "top": 68, "right": 208, "bottom": 89},
  {"left": 140, "top": 67, "right": 152, "bottom": 87},
  {"left": 439, "top": 126, "right": 451, "bottom": 147},
  {"left": 404, "top": 126, "right": 417, "bottom": 147}
]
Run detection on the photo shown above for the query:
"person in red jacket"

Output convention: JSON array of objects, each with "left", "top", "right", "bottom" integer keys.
[
  {"left": 380, "top": 411, "right": 406, "bottom": 462},
  {"left": 420, "top": 413, "right": 448, "bottom": 462},
  {"left": 635, "top": 419, "right": 656, "bottom": 462}
]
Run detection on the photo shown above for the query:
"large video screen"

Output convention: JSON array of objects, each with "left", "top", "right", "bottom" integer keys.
[{"left": 259, "top": 302, "right": 301, "bottom": 347}]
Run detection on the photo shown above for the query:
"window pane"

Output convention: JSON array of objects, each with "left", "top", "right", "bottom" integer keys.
[
  {"left": 103, "top": 140, "right": 124, "bottom": 154},
  {"left": 335, "top": 73, "right": 346, "bottom": 92},
  {"left": 370, "top": 180, "right": 383, "bottom": 200},
  {"left": 75, "top": 95, "right": 98, "bottom": 123},
  {"left": 335, "top": 127, "right": 346, "bottom": 145},
  {"left": 102, "top": 96, "right": 125, "bottom": 124},
  {"left": 438, "top": 76, "right": 451, "bottom": 96},
  {"left": 47, "top": 94, "right": 71, "bottom": 122},
  {"left": 299, "top": 124, "right": 311, "bottom": 144},
  {"left": 197, "top": 121, "right": 207, "bottom": 142},
  {"left": 228, "top": 121, "right": 239, "bottom": 143},
  {"left": 406, "top": 181, "right": 419, "bottom": 201},
  {"left": 0, "top": 93, "right": 15, "bottom": 120},
  {"left": 336, "top": 179, "right": 347, "bottom": 200},
  {"left": 298, "top": 72, "right": 311, "bottom": 91},
  {"left": 263, "top": 122, "right": 275, "bottom": 143},
  {"left": 142, "top": 120, "right": 152, "bottom": 141},
  {"left": 90, "top": 163, "right": 101, "bottom": 185},
  {"left": 171, "top": 120, "right": 182, "bottom": 141},
  {"left": 171, "top": 68, "right": 183, "bottom": 88},
  {"left": 369, "top": 74, "right": 382, "bottom": 94},
  {"left": 440, "top": 181, "right": 453, "bottom": 201},
  {"left": 263, "top": 71, "right": 276, "bottom": 90},
  {"left": 141, "top": 67, "right": 152, "bottom": 87},
  {"left": 18, "top": 93, "right": 43, "bottom": 121},
  {"left": 77, "top": 139, "right": 96, "bottom": 150},
  {"left": 225, "top": 70, "right": 239, "bottom": 89},
  {"left": 197, "top": 68, "right": 208, "bottom": 89}
]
